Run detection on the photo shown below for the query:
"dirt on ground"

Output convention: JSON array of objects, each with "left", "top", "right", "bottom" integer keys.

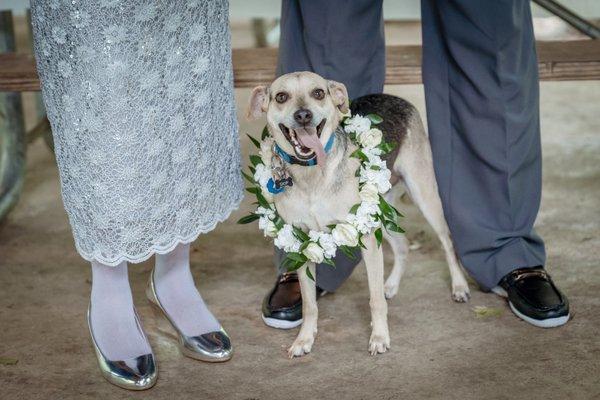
[{"left": 0, "top": 82, "right": 599, "bottom": 399}]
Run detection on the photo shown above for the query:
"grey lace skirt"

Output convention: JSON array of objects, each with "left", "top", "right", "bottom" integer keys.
[{"left": 30, "top": 0, "right": 242, "bottom": 265}]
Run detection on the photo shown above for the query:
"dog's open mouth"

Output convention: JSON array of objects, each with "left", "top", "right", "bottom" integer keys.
[{"left": 279, "top": 119, "right": 326, "bottom": 160}]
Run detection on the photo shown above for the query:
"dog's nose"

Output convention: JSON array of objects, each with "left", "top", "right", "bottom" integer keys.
[{"left": 293, "top": 108, "right": 313, "bottom": 125}]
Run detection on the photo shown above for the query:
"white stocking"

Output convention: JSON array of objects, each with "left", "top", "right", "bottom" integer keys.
[
  {"left": 154, "top": 243, "right": 221, "bottom": 336},
  {"left": 89, "top": 261, "right": 151, "bottom": 361}
]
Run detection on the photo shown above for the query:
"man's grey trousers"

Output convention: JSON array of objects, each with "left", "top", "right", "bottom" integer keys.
[{"left": 275, "top": 0, "right": 546, "bottom": 291}]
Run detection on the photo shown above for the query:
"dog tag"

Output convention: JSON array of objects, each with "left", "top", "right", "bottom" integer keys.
[{"left": 275, "top": 176, "right": 293, "bottom": 189}]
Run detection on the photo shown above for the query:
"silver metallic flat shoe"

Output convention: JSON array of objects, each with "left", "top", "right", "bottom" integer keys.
[
  {"left": 87, "top": 307, "right": 157, "bottom": 390},
  {"left": 146, "top": 270, "right": 233, "bottom": 362}
]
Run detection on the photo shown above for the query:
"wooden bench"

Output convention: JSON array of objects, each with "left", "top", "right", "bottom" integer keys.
[
  {"left": 0, "top": 39, "right": 599, "bottom": 222},
  {"left": 1, "top": 40, "right": 600, "bottom": 91}
]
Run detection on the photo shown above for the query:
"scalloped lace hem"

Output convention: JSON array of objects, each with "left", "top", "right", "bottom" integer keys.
[{"left": 74, "top": 193, "right": 243, "bottom": 267}]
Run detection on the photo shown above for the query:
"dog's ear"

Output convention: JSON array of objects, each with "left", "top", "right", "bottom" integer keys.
[
  {"left": 246, "top": 86, "right": 270, "bottom": 120},
  {"left": 328, "top": 80, "right": 349, "bottom": 114}
]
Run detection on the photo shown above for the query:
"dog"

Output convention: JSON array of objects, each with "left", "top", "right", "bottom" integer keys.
[{"left": 246, "top": 71, "right": 470, "bottom": 357}]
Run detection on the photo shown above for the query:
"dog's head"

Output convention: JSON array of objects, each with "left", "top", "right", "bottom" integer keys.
[{"left": 246, "top": 71, "right": 349, "bottom": 166}]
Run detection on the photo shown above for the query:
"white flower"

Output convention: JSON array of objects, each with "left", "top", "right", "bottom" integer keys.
[
  {"left": 358, "top": 128, "right": 383, "bottom": 148},
  {"left": 303, "top": 242, "right": 324, "bottom": 263},
  {"left": 256, "top": 206, "right": 275, "bottom": 220},
  {"left": 344, "top": 115, "right": 371, "bottom": 134},
  {"left": 309, "top": 231, "right": 337, "bottom": 258},
  {"left": 253, "top": 164, "right": 272, "bottom": 188},
  {"left": 274, "top": 225, "right": 302, "bottom": 253},
  {"left": 359, "top": 183, "right": 380, "bottom": 204},
  {"left": 332, "top": 223, "right": 359, "bottom": 247},
  {"left": 361, "top": 167, "right": 392, "bottom": 194},
  {"left": 259, "top": 217, "right": 278, "bottom": 238},
  {"left": 347, "top": 202, "right": 380, "bottom": 234}
]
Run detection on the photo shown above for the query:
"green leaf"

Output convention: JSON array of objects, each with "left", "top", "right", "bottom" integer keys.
[
  {"left": 384, "top": 220, "right": 405, "bottom": 233},
  {"left": 357, "top": 237, "right": 367, "bottom": 250},
  {"left": 273, "top": 216, "right": 285, "bottom": 229},
  {"left": 355, "top": 168, "right": 361, "bottom": 177},
  {"left": 349, "top": 203, "right": 360, "bottom": 215},
  {"left": 389, "top": 203, "right": 404, "bottom": 218},
  {"left": 378, "top": 195, "right": 398, "bottom": 219},
  {"left": 326, "top": 224, "right": 337, "bottom": 230},
  {"left": 378, "top": 141, "right": 396, "bottom": 154},
  {"left": 283, "top": 256, "right": 306, "bottom": 272},
  {"left": 370, "top": 165, "right": 381, "bottom": 171},
  {"left": 261, "top": 125, "right": 270, "bottom": 140},
  {"left": 339, "top": 245, "right": 358, "bottom": 260},
  {"left": 245, "top": 187, "right": 260, "bottom": 195},
  {"left": 249, "top": 166, "right": 256, "bottom": 175},
  {"left": 322, "top": 258, "right": 336, "bottom": 267},
  {"left": 374, "top": 228, "right": 383, "bottom": 247},
  {"left": 366, "top": 113, "right": 383, "bottom": 124},
  {"left": 237, "top": 214, "right": 260, "bottom": 224},
  {"left": 299, "top": 241, "right": 310, "bottom": 252},
  {"left": 292, "top": 226, "right": 310, "bottom": 242},
  {"left": 286, "top": 252, "right": 308, "bottom": 263},
  {"left": 306, "top": 267, "right": 315, "bottom": 281},
  {"left": 350, "top": 149, "right": 368, "bottom": 162},
  {"left": 247, "top": 134, "right": 261, "bottom": 148},
  {"left": 255, "top": 191, "right": 270, "bottom": 208},
  {"left": 241, "top": 170, "right": 255, "bottom": 183},
  {"left": 249, "top": 155, "right": 262, "bottom": 167}
]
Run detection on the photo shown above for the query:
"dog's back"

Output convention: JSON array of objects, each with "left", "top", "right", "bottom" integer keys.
[{"left": 350, "top": 94, "right": 424, "bottom": 171}]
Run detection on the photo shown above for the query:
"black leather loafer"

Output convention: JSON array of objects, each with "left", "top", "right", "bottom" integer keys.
[
  {"left": 493, "top": 267, "right": 570, "bottom": 328},
  {"left": 262, "top": 273, "right": 303, "bottom": 329},
  {"left": 262, "top": 272, "right": 324, "bottom": 329}
]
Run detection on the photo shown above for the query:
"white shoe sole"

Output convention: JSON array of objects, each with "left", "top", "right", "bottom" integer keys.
[
  {"left": 491, "top": 286, "right": 570, "bottom": 328},
  {"left": 262, "top": 314, "right": 302, "bottom": 330}
]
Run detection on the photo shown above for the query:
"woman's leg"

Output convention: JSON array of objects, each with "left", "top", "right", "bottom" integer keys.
[
  {"left": 153, "top": 244, "right": 221, "bottom": 336},
  {"left": 90, "top": 261, "right": 151, "bottom": 360}
]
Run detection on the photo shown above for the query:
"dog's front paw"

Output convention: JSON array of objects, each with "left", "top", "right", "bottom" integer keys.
[
  {"left": 288, "top": 336, "right": 315, "bottom": 358},
  {"left": 368, "top": 332, "right": 390, "bottom": 355},
  {"left": 452, "top": 283, "right": 471, "bottom": 303}
]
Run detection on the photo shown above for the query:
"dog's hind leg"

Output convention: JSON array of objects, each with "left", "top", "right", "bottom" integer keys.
[
  {"left": 288, "top": 263, "right": 318, "bottom": 358},
  {"left": 383, "top": 229, "right": 409, "bottom": 300},
  {"left": 395, "top": 127, "right": 470, "bottom": 302},
  {"left": 362, "top": 234, "right": 390, "bottom": 355}
]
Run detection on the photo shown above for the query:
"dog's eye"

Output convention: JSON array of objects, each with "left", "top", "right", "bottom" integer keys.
[
  {"left": 275, "top": 92, "right": 288, "bottom": 104},
  {"left": 312, "top": 88, "right": 325, "bottom": 100}
]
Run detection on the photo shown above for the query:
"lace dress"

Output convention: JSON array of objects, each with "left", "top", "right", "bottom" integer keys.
[{"left": 30, "top": 0, "right": 242, "bottom": 266}]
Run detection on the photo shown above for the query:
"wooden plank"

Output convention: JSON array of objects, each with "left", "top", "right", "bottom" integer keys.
[{"left": 1, "top": 40, "right": 599, "bottom": 91}]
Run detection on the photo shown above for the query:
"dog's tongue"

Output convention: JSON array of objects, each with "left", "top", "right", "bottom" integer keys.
[{"left": 294, "top": 127, "right": 326, "bottom": 166}]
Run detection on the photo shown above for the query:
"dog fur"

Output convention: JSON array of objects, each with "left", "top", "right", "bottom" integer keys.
[{"left": 247, "top": 71, "right": 470, "bottom": 357}]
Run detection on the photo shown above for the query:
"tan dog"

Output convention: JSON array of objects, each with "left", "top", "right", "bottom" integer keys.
[{"left": 247, "top": 71, "right": 470, "bottom": 357}]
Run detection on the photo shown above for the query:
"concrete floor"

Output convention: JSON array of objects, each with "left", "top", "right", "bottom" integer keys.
[{"left": 1, "top": 81, "right": 599, "bottom": 400}]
